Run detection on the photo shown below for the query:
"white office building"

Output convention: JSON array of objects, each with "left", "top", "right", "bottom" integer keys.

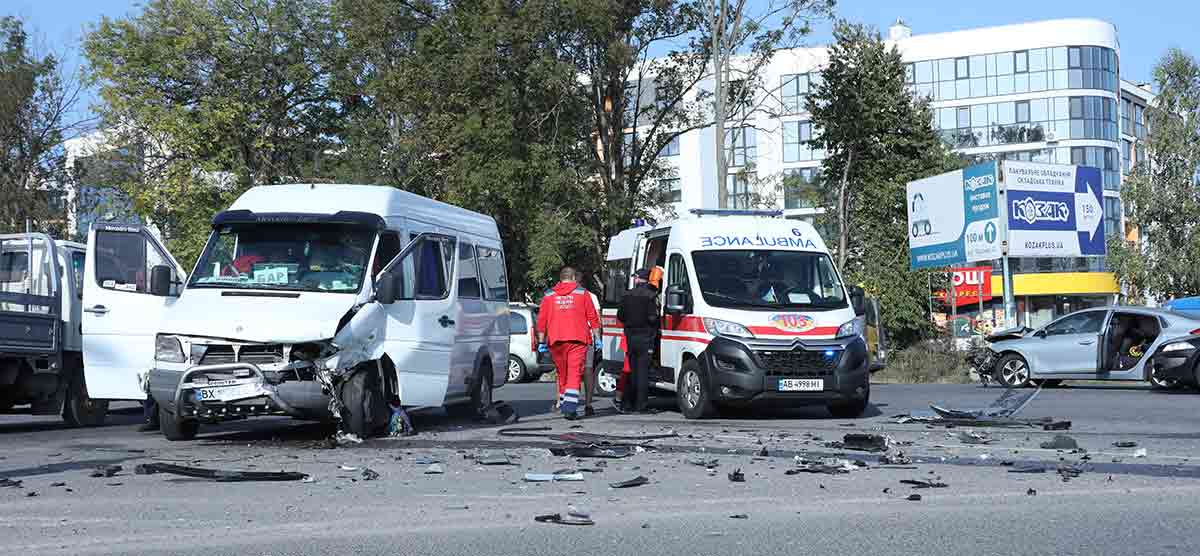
[{"left": 647, "top": 17, "right": 1155, "bottom": 328}]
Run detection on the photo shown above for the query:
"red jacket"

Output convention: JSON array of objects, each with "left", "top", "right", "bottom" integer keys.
[{"left": 537, "top": 281, "right": 600, "bottom": 345}]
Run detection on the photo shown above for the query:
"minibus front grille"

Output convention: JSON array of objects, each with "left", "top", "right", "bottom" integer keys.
[
  {"left": 197, "top": 344, "right": 284, "bottom": 366},
  {"left": 756, "top": 349, "right": 840, "bottom": 377}
]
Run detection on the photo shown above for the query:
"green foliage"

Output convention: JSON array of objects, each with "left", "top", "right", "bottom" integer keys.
[
  {"left": 877, "top": 340, "right": 970, "bottom": 384},
  {"left": 807, "top": 22, "right": 962, "bottom": 347},
  {"left": 0, "top": 16, "right": 74, "bottom": 236},
  {"left": 1109, "top": 48, "right": 1200, "bottom": 301},
  {"left": 84, "top": 0, "right": 342, "bottom": 264}
]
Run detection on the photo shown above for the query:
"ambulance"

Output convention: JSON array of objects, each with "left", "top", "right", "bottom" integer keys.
[{"left": 600, "top": 209, "right": 885, "bottom": 419}]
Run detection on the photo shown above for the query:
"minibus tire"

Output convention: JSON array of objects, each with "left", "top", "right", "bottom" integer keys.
[
  {"left": 341, "top": 367, "right": 388, "bottom": 437},
  {"left": 62, "top": 369, "right": 108, "bottom": 427},
  {"left": 159, "top": 405, "right": 199, "bottom": 441},
  {"left": 676, "top": 360, "right": 714, "bottom": 419}
]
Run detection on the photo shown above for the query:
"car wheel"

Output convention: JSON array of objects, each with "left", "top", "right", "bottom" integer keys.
[
  {"left": 340, "top": 365, "right": 389, "bottom": 437},
  {"left": 62, "top": 371, "right": 108, "bottom": 427},
  {"left": 1149, "top": 368, "right": 1180, "bottom": 390},
  {"left": 159, "top": 404, "right": 199, "bottom": 441},
  {"left": 594, "top": 368, "right": 618, "bottom": 398},
  {"left": 827, "top": 383, "right": 870, "bottom": 419},
  {"left": 995, "top": 353, "right": 1032, "bottom": 388},
  {"left": 507, "top": 355, "right": 528, "bottom": 384},
  {"left": 676, "top": 360, "right": 714, "bottom": 419}
]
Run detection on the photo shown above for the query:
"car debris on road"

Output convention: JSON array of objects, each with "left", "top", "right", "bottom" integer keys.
[
  {"left": 134, "top": 463, "right": 309, "bottom": 482},
  {"left": 609, "top": 475, "right": 649, "bottom": 488},
  {"left": 90, "top": 465, "right": 122, "bottom": 478},
  {"left": 1040, "top": 435, "right": 1079, "bottom": 451}
]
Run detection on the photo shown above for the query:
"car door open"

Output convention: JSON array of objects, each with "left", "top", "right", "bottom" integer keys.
[{"left": 82, "top": 225, "right": 184, "bottom": 400}]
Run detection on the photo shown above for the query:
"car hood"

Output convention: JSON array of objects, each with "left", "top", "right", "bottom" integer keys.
[
  {"left": 986, "top": 326, "right": 1032, "bottom": 343},
  {"left": 160, "top": 288, "right": 358, "bottom": 343}
]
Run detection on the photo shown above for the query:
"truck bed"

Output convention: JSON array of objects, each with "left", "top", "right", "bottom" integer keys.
[{"left": 0, "top": 294, "right": 60, "bottom": 355}]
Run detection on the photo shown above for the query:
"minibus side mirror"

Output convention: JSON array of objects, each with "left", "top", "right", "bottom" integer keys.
[
  {"left": 665, "top": 285, "right": 689, "bottom": 316},
  {"left": 376, "top": 273, "right": 397, "bottom": 305},
  {"left": 849, "top": 286, "right": 866, "bottom": 317},
  {"left": 150, "top": 265, "right": 174, "bottom": 297}
]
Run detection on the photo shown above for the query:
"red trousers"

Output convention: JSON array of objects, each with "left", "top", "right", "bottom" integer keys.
[{"left": 551, "top": 341, "right": 587, "bottom": 413}]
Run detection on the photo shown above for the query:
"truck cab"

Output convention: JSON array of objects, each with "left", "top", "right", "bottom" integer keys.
[
  {"left": 0, "top": 234, "right": 105, "bottom": 425},
  {"left": 83, "top": 184, "right": 511, "bottom": 440},
  {"left": 600, "top": 210, "right": 883, "bottom": 419}
]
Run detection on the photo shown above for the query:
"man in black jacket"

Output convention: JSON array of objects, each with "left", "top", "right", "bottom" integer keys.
[{"left": 617, "top": 268, "right": 659, "bottom": 413}]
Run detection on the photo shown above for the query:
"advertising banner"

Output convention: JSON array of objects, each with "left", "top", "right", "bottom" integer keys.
[
  {"left": 907, "top": 161, "right": 1002, "bottom": 269},
  {"left": 1003, "top": 161, "right": 1105, "bottom": 257},
  {"left": 933, "top": 266, "right": 994, "bottom": 307}
]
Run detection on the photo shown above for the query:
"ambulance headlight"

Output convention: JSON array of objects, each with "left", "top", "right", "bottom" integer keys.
[
  {"left": 703, "top": 318, "right": 754, "bottom": 338},
  {"left": 836, "top": 318, "right": 865, "bottom": 339}
]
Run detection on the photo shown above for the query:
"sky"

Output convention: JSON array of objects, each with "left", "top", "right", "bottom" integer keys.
[{"left": 7, "top": 0, "right": 1198, "bottom": 128}]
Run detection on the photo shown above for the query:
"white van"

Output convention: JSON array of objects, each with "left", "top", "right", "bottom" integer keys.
[
  {"left": 80, "top": 184, "right": 510, "bottom": 440},
  {"left": 601, "top": 209, "right": 878, "bottom": 419}
]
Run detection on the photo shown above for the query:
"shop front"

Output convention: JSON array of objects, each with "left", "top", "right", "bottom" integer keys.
[{"left": 932, "top": 269, "right": 1119, "bottom": 335}]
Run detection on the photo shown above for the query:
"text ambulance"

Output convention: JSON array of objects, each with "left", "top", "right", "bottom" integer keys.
[{"left": 601, "top": 210, "right": 882, "bottom": 419}]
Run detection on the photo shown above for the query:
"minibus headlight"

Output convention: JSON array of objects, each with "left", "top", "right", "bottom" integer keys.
[
  {"left": 703, "top": 318, "right": 754, "bottom": 338},
  {"left": 836, "top": 318, "right": 865, "bottom": 339},
  {"left": 155, "top": 335, "right": 186, "bottom": 363}
]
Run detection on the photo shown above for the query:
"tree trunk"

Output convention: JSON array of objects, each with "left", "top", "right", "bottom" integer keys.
[{"left": 837, "top": 148, "right": 853, "bottom": 269}]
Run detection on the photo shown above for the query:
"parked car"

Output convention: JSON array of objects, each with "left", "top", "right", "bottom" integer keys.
[
  {"left": 507, "top": 304, "right": 552, "bottom": 383},
  {"left": 1148, "top": 333, "right": 1200, "bottom": 389},
  {"left": 983, "top": 306, "right": 1200, "bottom": 388}
]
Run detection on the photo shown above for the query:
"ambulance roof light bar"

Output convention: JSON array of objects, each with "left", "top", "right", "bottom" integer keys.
[{"left": 688, "top": 208, "right": 784, "bottom": 218}]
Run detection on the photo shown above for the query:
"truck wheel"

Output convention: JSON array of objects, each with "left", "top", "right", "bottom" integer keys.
[
  {"left": 507, "top": 355, "right": 528, "bottom": 384},
  {"left": 62, "top": 372, "right": 108, "bottom": 427},
  {"left": 340, "top": 366, "right": 389, "bottom": 437},
  {"left": 828, "top": 383, "right": 870, "bottom": 419},
  {"left": 995, "top": 353, "right": 1031, "bottom": 388},
  {"left": 159, "top": 405, "right": 199, "bottom": 441},
  {"left": 676, "top": 360, "right": 714, "bottom": 419}
]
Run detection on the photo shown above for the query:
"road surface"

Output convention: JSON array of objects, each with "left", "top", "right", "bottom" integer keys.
[{"left": 2, "top": 382, "right": 1198, "bottom": 556}]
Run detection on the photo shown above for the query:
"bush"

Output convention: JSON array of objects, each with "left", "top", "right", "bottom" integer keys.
[{"left": 877, "top": 340, "right": 972, "bottom": 384}]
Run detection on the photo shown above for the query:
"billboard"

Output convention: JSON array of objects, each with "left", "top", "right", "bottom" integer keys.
[
  {"left": 933, "top": 266, "right": 994, "bottom": 307},
  {"left": 1003, "top": 161, "right": 1105, "bottom": 257},
  {"left": 907, "top": 161, "right": 1002, "bottom": 269}
]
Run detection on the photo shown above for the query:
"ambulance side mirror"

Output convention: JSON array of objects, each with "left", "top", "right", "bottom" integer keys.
[
  {"left": 665, "top": 285, "right": 689, "bottom": 316},
  {"left": 849, "top": 286, "right": 866, "bottom": 317}
]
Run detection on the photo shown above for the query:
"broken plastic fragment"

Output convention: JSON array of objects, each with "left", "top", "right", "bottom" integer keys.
[
  {"left": 335, "top": 432, "right": 364, "bottom": 445},
  {"left": 688, "top": 458, "right": 720, "bottom": 468},
  {"left": 476, "top": 453, "right": 515, "bottom": 465},
  {"left": 1112, "top": 441, "right": 1137, "bottom": 448},
  {"left": 906, "top": 494, "right": 922, "bottom": 501},
  {"left": 534, "top": 513, "right": 594, "bottom": 526},
  {"left": 481, "top": 401, "right": 520, "bottom": 425},
  {"left": 1027, "top": 488, "right": 1037, "bottom": 496},
  {"left": 1134, "top": 448, "right": 1148, "bottom": 458},
  {"left": 0, "top": 478, "right": 23, "bottom": 488},
  {"left": 839, "top": 433, "right": 890, "bottom": 452},
  {"left": 728, "top": 468, "right": 746, "bottom": 482},
  {"left": 1009, "top": 464, "right": 1047, "bottom": 474},
  {"left": 90, "top": 465, "right": 122, "bottom": 478},
  {"left": 134, "top": 463, "right": 308, "bottom": 482},
  {"left": 549, "top": 446, "right": 632, "bottom": 459},
  {"left": 360, "top": 468, "right": 380, "bottom": 481},
  {"left": 609, "top": 475, "right": 650, "bottom": 488},
  {"left": 425, "top": 464, "right": 445, "bottom": 475},
  {"left": 900, "top": 479, "right": 948, "bottom": 489},
  {"left": 728, "top": 514, "right": 749, "bottom": 519},
  {"left": 957, "top": 431, "right": 994, "bottom": 445},
  {"left": 1039, "top": 434, "right": 1079, "bottom": 451},
  {"left": 524, "top": 472, "right": 584, "bottom": 482},
  {"left": 339, "top": 465, "right": 359, "bottom": 472}
]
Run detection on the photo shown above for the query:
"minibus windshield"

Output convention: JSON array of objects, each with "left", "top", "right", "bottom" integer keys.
[
  {"left": 189, "top": 223, "right": 374, "bottom": 293},
  {"left": 692, "top": 250, "right": 848, "bottom": 310}
]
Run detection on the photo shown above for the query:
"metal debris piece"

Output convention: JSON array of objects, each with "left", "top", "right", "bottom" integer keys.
[
  {"left": 879, "top": 451, "right": 913, "bottom": 465},
  {"left": 1040, "top": 434, "right": 1079, "bottom": 450},
  {"left": 688, "top": 458, "right": 720, "bottom": 468},
  {"left": 425, "top": 464, "right": 445, "bottom": 475},
  {"left": 414, "top": 456, "right": 442, "bottom": 465},
  {"left": 26, "top": 491, "right": 38, "bottom": 497},
  {"left": 50, "top": 482, "right": 66, "bottom": 487},
  {"left": 1027, "top": 488, "right": 1037, "bottom": 496},
  {"left": 787, "top": 458, "right": 857, "bottom": 475},
  {"left": 360, "top": 468, "right": 380, "bottom": 481},
  {"left": 727, "top": 468, "right": 746, "bottom": 482},
  {"left": 134, "top": 463, "right": 307, "bottom": 482},
  {"left": 840, "top": 433, "right": 890, "bottom": 452},
  {"left": 90, "top": 465, "right": 122, "bottom": 478},
  {"left": 755, "top": 446, "right": 769, "bottom": 457},
  {"left": 906, "top": 494, "right": 922, "bottom": 501},
  {"left": 524, "top": 472, "right": 584, "bottom": 482},
  {"left": 609, "top": 475, "right": 649, "bottom": 488},
  {"left": 1057, "top": 464, "right": 1084, "bottom": 480},
  {"left": 1112, "top": 441, "right": 1138, "bottom": 448},
  {"left": 900, "top": 479, "right": 948, "bottom": 489},
  {"left": 0, "top": 478, "right": 22, "bottom": 488},
  {"left": 335, "top": 431, "right": 364, "bottom": 445},
  {"left": 1008, "top": 464, "right": 1047, "bottom": 474},
  {"left": 957, "top": 431, "right": 994, "bottom": 445},
  {"left": 549, "top": 445, "right": 632, "bottom": 459},
  {"left": 1134, "top": 448, "right": 1148, "bottom": 458},
  {"left": 481, "top": 401, "right": 520, "bottom": 425},
  {"left": 339, "top": 465, "right": 359, "bottom": 472},
  {"left": 931, "top": 385, "right": 1042, "bottom": 420},
  {"left": 476, "top": 453, "right": 516, "bottom": 466},
  {"left": 534, "top": 513, "right": 594, "bottom": 526},
  {"left": 1042, "top": 421, "right": 1072, "bottom": 431},
  {"left": 729, "top": 514, "right": 749, "bottom": 519}
]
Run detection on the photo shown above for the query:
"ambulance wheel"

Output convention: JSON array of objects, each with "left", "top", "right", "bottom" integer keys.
[
  {"left": 677, "top": 360, "right": 714, "bottom": 419},
  {"left": 594, "top": 368, "right": 618, "bottom": 398},
  {"left": 159, "top": 405, "right": 199, "bottom": 441},
  {"left": 340, "top": 365, "right": 389, "bottom": 437},
  {"left": 62, "top": 369, "right": 108, "bottom": 427}
]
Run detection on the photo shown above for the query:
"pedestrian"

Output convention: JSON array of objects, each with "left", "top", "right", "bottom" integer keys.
[
  {"left": 537, "top": 266, "right": 601, "bottom": 420},
  {"left": 575, "top": 269, "right": 601, "bottom": 418},
  {"left": 617, "top": 268, "right": 659, "bottom": 413}
]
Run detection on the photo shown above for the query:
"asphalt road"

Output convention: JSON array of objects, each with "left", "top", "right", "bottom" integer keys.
[{"left": 3, "top": 381, "right": 1200, "bottom": 556}]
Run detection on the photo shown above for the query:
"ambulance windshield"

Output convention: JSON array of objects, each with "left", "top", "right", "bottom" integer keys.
[{"left": 692, "top": 250, "right": 848, "bottom": 310}]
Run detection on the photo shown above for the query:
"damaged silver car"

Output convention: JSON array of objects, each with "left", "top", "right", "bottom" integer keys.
[{"left": 80, "top": 184, "right": 511, "bottom": 440}]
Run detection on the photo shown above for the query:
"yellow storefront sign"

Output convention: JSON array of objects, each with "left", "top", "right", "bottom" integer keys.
[{"left": 987, "top": 272, "right": 1119, "bottom": 296}]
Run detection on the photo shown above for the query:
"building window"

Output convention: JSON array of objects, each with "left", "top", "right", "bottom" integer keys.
[
  {"left": 660, "top": 135, "right": 680, "bottom": 157},
  {"left": 782, "top": 121, "right": 815, "bottom": 162},
  {"left": 1122, "top": 140, "right": 1133, "bottom": 173},
  {"left": 725, "top": 127, "right": 756, "bottom": 167},
  {"left": 1014, "top": 50, "right": 1028, "bottom": 73},
  {"left": 905, "top": 63, "right": 915, "bottom": 84},
  {"left": 656, "top": 82, "right": 681, "bottom": 112},
  {"left": 1134, "top": 104, "right": 1146, "bottom": 138},
  {"left": 659, "top": 177, "right": 681, "bottom": 203},
  {"left": 780, "top": 73, "right": 815, "bottom": 115},
  {"left": 623, "top": 82, "right": 640, "bottom": 125},
  {"left": 955, "top": 57, "right": 969, "bottom": 79},
  {"left": 1121, "top": 98, "right": 1132, "bottom": 135},
  {"left": 1071, "top": 147, "right": 1085, "bottom": 165},
  {"left": 1015, "top": 100, "right": 1030, "bottom": 123},
  {"left": 1104, "top": 197, "right": 1121, "bottom": 237},
  {"left": 727, "top": 79, "right": 751, "bottom": 121},
  {"left": 1068, "top": 47, "right": 1081, "bottom": 69},
  {"left": 726, "top": 174, "right": 751, "bottom": 209},
  {"left": 783, "top": 167, "right": 820, "bottom": 209}
]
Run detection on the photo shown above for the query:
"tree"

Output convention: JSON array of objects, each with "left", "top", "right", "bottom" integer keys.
[
  {"left": 807, "top": 22, "right": 961, "bottom": 347},
  {"left": 84, "top": 0, "right": 343, "bottom": 264},
  {"left": 0, "top": 16, "right": 83, "bottom": 237},
  {"left": 1109, "top": 48, "right": 1200, "bottom": 301}
]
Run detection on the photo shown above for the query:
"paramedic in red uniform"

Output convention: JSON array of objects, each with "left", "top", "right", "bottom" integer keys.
[{"left": 537, "top": 266, "right": 601, "bottom": 420}]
